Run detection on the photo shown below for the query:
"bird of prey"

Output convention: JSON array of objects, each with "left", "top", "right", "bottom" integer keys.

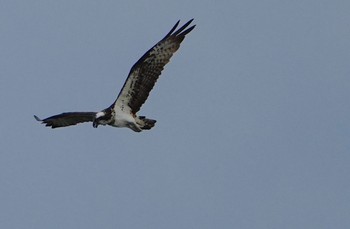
[{"left": 34, "top": 19, "right": 195, "bottom": 132}]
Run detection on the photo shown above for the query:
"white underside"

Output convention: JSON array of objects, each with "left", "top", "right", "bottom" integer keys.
[{"left": 110, "top": 108, "right": 142, "bottom": 132}]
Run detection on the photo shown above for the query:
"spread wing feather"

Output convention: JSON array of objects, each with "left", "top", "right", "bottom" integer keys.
[
  {"left": 34, "top": 112, "right": 96, "bottom": 128},
  {"left": 114, "top": 19, "right": 195, "bottom": 114}
]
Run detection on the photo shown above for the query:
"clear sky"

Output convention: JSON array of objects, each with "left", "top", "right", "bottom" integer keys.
[{"left": 1, "top": 0, "right": 349, "bottom": 228}]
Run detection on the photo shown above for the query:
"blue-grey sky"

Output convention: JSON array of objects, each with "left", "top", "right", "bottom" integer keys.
[{"left": 1, "top": 0, "right": 349, "bottom": 228}]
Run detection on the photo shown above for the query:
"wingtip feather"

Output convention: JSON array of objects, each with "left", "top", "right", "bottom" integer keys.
[
  {"left": 172, "top": 19, "right": 195, "bottom": 37},
  {"left": 34, "top": 115, "right": 42, "bottom": 122}
]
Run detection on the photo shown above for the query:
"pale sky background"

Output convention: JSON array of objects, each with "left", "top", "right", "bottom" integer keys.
[{"left": 1, "top": 0, "right": 350, "bottom": 228}]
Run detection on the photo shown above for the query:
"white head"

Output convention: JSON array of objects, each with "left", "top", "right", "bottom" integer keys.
[
  {"left": 95, "top": 111, "right": 105, "bottom": 119},
  {"left": 93, "top": 110, "right": 112, "bottom": 128}
]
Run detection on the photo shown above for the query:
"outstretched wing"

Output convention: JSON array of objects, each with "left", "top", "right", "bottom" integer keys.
[
  {"left": 34, "top": 112, "right": 96, "bottom": 128},
  {"left": 113, "top": 19, "right": 195, "bottom": 114}
]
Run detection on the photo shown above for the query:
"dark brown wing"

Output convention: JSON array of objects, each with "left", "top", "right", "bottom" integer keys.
[
  {"left": 113, "top": 19, "right": 195, "bottom": 114},
  {"left": 34, "top": 112, "right": 96, "bottom": 128}
]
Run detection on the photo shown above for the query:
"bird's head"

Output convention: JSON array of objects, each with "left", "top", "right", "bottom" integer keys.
[{"left": 93, "top": 110, "right": 112, "bottom": 128}]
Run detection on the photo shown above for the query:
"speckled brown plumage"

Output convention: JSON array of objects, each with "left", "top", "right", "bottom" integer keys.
[{"left": 114, "top": 19, "right": 195, "bottom": 114}]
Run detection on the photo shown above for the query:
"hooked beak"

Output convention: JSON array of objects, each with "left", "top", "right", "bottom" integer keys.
[{"left": 93, "top": 119, "right": 99, "bottom": 128}]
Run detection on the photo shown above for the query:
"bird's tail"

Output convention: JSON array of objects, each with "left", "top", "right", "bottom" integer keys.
[{"left": 137, "top": 116, "right": 157, "bottom": 130}]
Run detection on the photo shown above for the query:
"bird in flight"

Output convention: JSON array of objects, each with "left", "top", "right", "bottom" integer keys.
[{"left": 34, "top": 19, "right": 195, "bottom": 132}]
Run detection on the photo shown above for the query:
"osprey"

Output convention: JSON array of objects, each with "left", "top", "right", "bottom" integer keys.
[{"left": 34, "top": 19, "right": 195, "bottom": 132}]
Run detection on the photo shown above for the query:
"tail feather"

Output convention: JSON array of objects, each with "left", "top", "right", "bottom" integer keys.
[{"left": 138, "top": 116, "right": 156, "bottom": 130}]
